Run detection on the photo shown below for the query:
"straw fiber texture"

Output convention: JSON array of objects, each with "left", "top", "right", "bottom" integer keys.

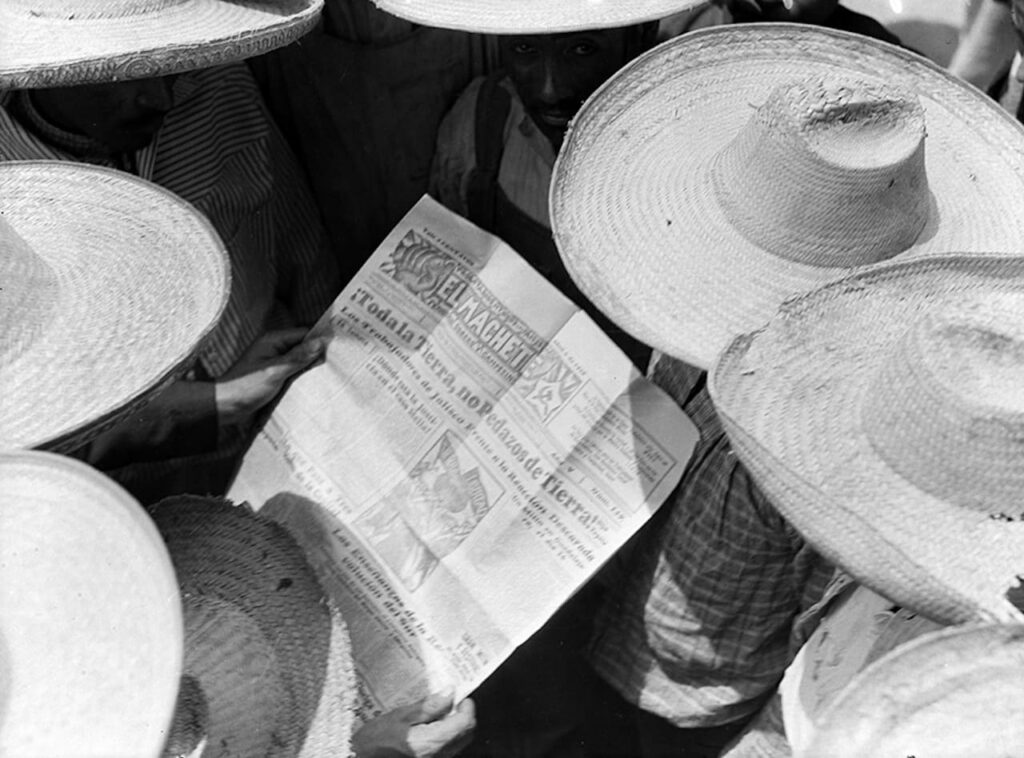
[
  {"left": 151, "top": 496, "right": 356, "bottom": 758},
  {"left": 0, "top": 451, "right": 183, "bottom": 757},
  {"left": 710, "top": 254, "right": 1024, "bottom": 625},
  {"left": 163, "top": 675, "right": 211, "bottom": 758},
  {"left": 552, "top": 25, "right": 1024, "bottom": 370},
  {"left": 0, "top": 161, "right": 230, "bottom": 453},
  {"left": 799, "top": 624, "right": 1024, "bottom": 757},
  {"left": 368, "top": 0, "right": 704, "bottom": 33},
  {"left": 0, "top": 0, "right": 323, "bottom": 88}
]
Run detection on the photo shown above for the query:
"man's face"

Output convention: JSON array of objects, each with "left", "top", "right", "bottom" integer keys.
[
  {"left": 499, "top": 29, "right": 633, "bottom": 151},
  {"left": 33, "top": 76, "right": 176, "bottom": 153}
]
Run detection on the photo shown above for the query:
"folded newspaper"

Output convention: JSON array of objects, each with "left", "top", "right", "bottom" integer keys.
[{"left": 229, "top": 196, "right": 698, "bottom": 715}]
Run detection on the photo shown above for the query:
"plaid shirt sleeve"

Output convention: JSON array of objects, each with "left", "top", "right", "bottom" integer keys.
[{"left": 589, "top": 355, "right": 832, "bottom": 729}]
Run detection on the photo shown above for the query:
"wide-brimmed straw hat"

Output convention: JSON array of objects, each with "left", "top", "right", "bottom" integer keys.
[
  {"left": 552, "top": 24, "right": 1024, "bottom": 369},
  {"left": 0, "top": 451, "right": 183, "bottom": 757},
  {"left": 149, "top": 496, "right": 357, "bottom": 758},
  {"left": 0, "top": 0, "right": 323, "bottom": 89},
  {"left": 368, "top": 0, "right": 704, "bottom": 34},
  {"left": 710, "top": 254, "right": 1024, "bottom": 625},
  {"left": 0, "top": 161, "right": 229, "bottom": 452},
  {"left": 798, "top": 624, "right": 1024, "bottom": 757}
]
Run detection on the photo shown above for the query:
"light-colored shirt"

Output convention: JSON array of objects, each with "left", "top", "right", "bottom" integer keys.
[
  {"left": 430, "top": 75, "right": 556, "bottom": 229},
  {"left": 589, "top": 355, "right": 833, "bottom": 729}
]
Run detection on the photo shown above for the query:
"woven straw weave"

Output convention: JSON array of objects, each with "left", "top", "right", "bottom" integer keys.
[
  {"left": 0, "top": 161, "right": 229, "bottom": 452},
  {"left": 0, "top": 451, "right": 183, "bottom": 757},
  {"left": 368, "top": 0, "right": 704, "bottom": 33},
  {"left": 0, "top": 0, "right": 323, "bottom": 88},
  {"left": 710, "top": 254, "right": 1024, "bottom": 625},
  {"left": 151, "top": 496, "right": 357, "bottom": 758},
  {"left": 801, "top": 624, "right": 1024, "bottom": 757},
  {"left": 552, "top": 25, "right": 1024, "bottom": 370}
]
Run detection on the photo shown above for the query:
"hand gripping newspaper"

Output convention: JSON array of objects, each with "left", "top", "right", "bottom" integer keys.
[{"left": 229, "top": 196, "right": 698, "bottom": 717}]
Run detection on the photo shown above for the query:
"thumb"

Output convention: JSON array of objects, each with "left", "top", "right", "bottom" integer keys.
[
  {"left": 407, "top": 699, "right": 476, "bottom": 758},
  {"left": 283, "top": 337, "right": 327, "bottom": 367},
  {"left": 259, "top": 327, "right": 310, "bottom": 353},
  {"left": 410, "top": 690, "right": 455, "bottom": 724},
  {"left": 257, "top": 338, "right": 325, "bottom": 387}
]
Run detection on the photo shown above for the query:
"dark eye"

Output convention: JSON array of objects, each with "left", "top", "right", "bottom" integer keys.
[
  {"left": 569, "top": 41, "right": 598, "bottom": 56},
  {"left": 512, "top": 42, "right": 537, "bottom": 56}
]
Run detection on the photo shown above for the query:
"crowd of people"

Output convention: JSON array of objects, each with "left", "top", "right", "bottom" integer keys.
[{"left": 3, "top": 0, "right": 1024, "bottom": 756}]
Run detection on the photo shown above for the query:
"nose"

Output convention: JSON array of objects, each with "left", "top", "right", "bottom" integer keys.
[
  {"left": 537, "top": 60, "right": 570, "bottom": 105},
  {"left": 136, "top": 77, "right": 175, "bottom": 113}
]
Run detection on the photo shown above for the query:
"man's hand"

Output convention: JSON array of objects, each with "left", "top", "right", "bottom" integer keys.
[
  {"left": 214, "top": 328, "right": 325, "bottom": 427},
  {"left": 352, "top": 693, "right": 476, "bottom": 758}
]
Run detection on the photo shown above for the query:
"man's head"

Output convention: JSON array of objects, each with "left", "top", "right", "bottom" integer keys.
[
  {"left": 28, "top": 76, "right": 177, "bottom": 154},
  {"left": 499, "top": 24, "right": 656, "bottom": 151},
  {"left": 719, "top": 0, "right": 840, "bottom": 24}
]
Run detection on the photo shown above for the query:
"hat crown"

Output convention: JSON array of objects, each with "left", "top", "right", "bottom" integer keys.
[
  {"left": 7, "top": 0, "right": 188, "bottom": 20},
  {"left": 0, "top": 214, "right": 58, "bottom": 364},
  {"left": 712, "top": 78, "right": 930, "bottom": 268},
  {"left": 864, "top": 294, "right": 1024, "bottom": 514}
]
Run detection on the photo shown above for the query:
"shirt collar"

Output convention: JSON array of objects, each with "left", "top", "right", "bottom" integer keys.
[
  {"left": 9, "top": 72, "right": 199, "bottom": 169},
  {"left": 13, "top": 90, "right": 112, "bottom": 164}
]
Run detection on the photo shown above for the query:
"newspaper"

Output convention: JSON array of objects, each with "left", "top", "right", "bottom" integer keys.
[{"left": 229, "top": 195, "right": 698, "bottom": 714}]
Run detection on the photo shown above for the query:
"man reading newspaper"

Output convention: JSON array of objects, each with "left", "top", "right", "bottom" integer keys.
[{"left": 227, "top": 196, "right": 697, "bottom": 753}]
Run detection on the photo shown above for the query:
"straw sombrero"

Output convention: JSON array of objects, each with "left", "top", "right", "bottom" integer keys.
[
  {"left": 0, "top": 0, "right": 323, "bottom": 89},
  {"left": 149, "top": 496, "right": 357, "bottom": 758},
  {"left": 367, "top": 0, "right": 704, "bottom": 34},
  {"left": 709, "top": 254, "right": 1024, "bottom": 625},
  {"left": 0, "top": 451, "right": 183, "bottom": 757},
  {"left": 798, "top": 624, "right": 1024, "bottom": 757},
  {"left": 0, "top": 161, "right": 229, "bottom": 452},
  {"left": 552, "top": 24, "right": 1024, "bottom": 370}
]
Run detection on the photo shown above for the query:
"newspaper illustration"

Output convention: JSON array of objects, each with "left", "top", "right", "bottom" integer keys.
[{"left": 229, "top": 195, "right": 698, "bottom": 715}]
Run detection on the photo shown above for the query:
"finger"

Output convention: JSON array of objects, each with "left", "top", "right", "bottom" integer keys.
[
  {"left": 281, "top": 337, "right": 327, "bottom": 368},
  {"left": 407, "top": 699, "right": 476, "bottom": 757},
  {"left": 409, "top": 690, "right": 456, "bottom": 725},
  {"left": 250, "top": 339, "right": 325, "bottom": 390},
  {"left": 258, "top": 327, "right": 310, "bottom": 353}
]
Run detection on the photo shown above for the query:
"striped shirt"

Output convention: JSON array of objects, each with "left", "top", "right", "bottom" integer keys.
[
  {"left": 589, "top": 355, "right": 833, "bottom": 729},
  {"left": 0, "top": 64, "right": 341, "bottom": 500}
]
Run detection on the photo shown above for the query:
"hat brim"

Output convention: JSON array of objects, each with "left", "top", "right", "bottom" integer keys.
[
  {"left": 802, "top": 624, "right": 1024, "bottom": 757},
  {"left": 0, "top": 451, "right": 183, "bottom": 756},
  {"left": 0, "top": 162, "right": 230, "bottom": 452},
  {"left": 369, "top": 0, "right": 703, "bottom": 33},
  {"left": 552, "top": 25, "right": 1024, "bottom": 370},
  {"left": 0, "top": 0, "right": 322, "bottom": 88},
  {"left": 709, "top": 255, "right": 1024, "bottom": 625},
  {"left": 151, "top": 497, "right": 357, "bottom": 757}
]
